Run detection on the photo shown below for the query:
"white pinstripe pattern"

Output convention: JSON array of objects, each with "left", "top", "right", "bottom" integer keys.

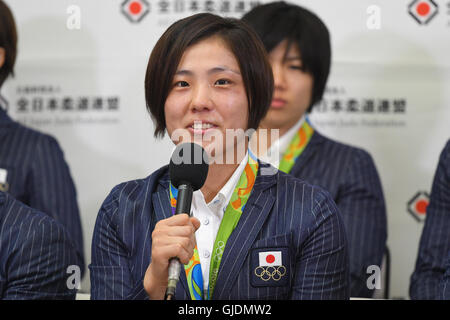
[
  {"left": 0, "top": 108, "right": 84, "bottom": 272},
  {"left": 90, "top": 161, "right": 349, "bottom": 300},
  {"left": 289, "top": 130, "right": 387, "bottom": 298},
  {"left": 410, "top": 140, "right": 450, "bottom": 300},
  {"left": 0, "top": 191, "right": 78, "bottom": 299}
]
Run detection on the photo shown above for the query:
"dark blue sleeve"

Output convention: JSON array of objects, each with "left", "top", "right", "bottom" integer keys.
[
  {"left": 291, "top": 189, "right": 350, "bottom": 300},
  {"left": 27, "top": 134, "right": 84, "bottom": 273},
  {"left": 3, "top": 207, "right": 79, "bottom": 300},
  {"left": 441, "top": 252, "right": 450, "bottom": 299},
  {"left": 336, "top": 149, "right": 387, "bottom": 298},
  {"left": 89, "top": 185, "right": 149, "bottom": 300},
  {"left": 410, "top": 141, "right": 450, "bottom": 300}
]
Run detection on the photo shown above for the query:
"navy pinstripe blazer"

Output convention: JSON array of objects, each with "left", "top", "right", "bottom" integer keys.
[
  {"left": 0, "top": 108, "right": 84, "bottom": 273},
  {"left": 90, "top": 162, "right": 350, "bottom": 300},
  {"left": 289, "top": 130, "right": 387, "bottom": 298},
  {"left": 442, "top": 251, "right": 450, "bottom": 300},
  {"left": 410, "top": 140, "right": 450, "bottom": 300},
  {"left": 0, "top": 191, "right": 78, "bottom": 299}
]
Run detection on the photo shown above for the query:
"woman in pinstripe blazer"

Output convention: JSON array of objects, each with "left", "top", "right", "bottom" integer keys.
[
  {"left": 0, "top": 0, "right": 84, "bottom": 273},
  {"left": 90, "top": 13, "right": 349, "bottom": 300},
  {"left": 243, "top": 2, "right": 387, "bottom": 298}
]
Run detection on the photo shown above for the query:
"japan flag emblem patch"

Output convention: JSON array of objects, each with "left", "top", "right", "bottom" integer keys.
[
  {"left": 255, "top": 251, "right": 286, "bottom": 282},
  {"left": 259, "top": 251, "right": 282, "bottom": 267}
]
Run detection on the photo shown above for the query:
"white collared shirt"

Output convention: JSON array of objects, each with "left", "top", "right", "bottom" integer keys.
[
  {"left": 257, "top": 115, "right": 305, "bottom": 168},
  {"left": 191, "top": 151, "right": 248, "bottom": 298}
]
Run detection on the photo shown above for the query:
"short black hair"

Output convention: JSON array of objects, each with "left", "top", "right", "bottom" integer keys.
[
  {"left": 145, "top": 13, "right": 273, "bottom": 138},
  {"left": 242, "top": 1, "right": 331, "bottom": 113},
  {"left": 0, "top": 0, "right": 17, "bottom": 88}
]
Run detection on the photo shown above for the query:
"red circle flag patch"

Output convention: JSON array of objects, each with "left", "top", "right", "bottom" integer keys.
[{"left": 259, "top": 251, "right": 282, "bottom": 267}]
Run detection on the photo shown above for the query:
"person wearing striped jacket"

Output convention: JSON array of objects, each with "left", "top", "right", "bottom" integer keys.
[
  {"left": 0, "top": 191, "right": 79, "bottom": 299},
  {"left": 0, "top": 0, "right": 84, "bottom": 272}
]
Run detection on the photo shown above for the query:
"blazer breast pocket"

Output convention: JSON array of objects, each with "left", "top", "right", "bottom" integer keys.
[{"left": 250, "top": 233, "right": 293, "bottom": 290}]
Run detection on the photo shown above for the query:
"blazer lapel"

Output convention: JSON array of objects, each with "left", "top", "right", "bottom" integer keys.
[
  {"left": 152, "top": 182, "right": 172, "bottom": 223},
  {"left": 152, "top": 175, "right": 191, "bottom": 300},
  {"left": 212, "top": 163, "right": 277, "bottom": 299}
]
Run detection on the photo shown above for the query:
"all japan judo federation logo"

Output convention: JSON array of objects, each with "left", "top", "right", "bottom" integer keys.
[
  {"left": 408, "top": 0, "right": 438, "bottom": 25},
  {"left": 254, "top": 251, "right": 286, "bottom": 281},
  {"left": 121, "top": 0, "right": 150, "bottom": 23},
  {"left": 407, "top": 191, "right": 430, "bottom": 222}
]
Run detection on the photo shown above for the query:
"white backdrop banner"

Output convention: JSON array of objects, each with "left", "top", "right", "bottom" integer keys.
[{"left": 2, "top": 0, "right": 450, "bottom": 298}]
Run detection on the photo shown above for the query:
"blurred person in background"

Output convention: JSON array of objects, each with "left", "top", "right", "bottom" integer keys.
[
  {"left": 0, "top": 0, "right": 84, "bottom": 274},
  {"left": 0, "top": 190, "right": 79, "bottom": 299},
  {"left": 243, "top": 1, "right": 387, "bottom": 298},
  {"left": 410, "top": 140, "right": 450, "bottom": 300}
]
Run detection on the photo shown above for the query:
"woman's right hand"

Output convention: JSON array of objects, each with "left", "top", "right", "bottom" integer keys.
[{"left": 143, "top": 214, "right": 200, "bottom": 300}]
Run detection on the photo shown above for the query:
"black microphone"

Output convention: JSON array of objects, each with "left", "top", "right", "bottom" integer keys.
[{"left": 165, "top": 142, "right": 209, "bottom": 300}]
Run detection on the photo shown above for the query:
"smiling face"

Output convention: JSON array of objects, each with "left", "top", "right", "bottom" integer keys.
[
  {"left": 164, "top": 35, "right": 249, "bottom": 161},
  {"left": 260, "top": 39, "right": 314, "bottom": 137}
]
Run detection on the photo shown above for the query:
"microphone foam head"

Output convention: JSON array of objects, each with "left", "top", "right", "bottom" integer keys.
[{"left": 169, "top": 142, "right": 209, "bottom": 191}]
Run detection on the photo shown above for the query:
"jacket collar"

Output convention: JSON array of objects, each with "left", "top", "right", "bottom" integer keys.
[
  {"left": 152, "top": 161, "right": 278, "bottom": 299},
  {"left": 289, "top": 129, "right": 326, "bottom": 176},
  {"left": 156, "top": 160, "right": 277, "bottom": 193}
]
